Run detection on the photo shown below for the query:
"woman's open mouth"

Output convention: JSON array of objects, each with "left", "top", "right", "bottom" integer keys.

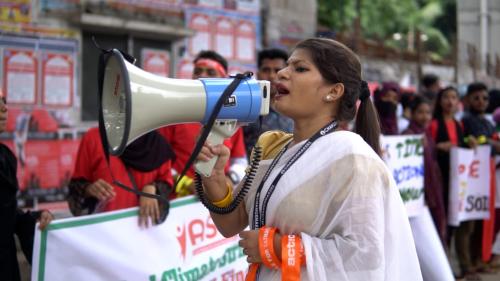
[{"left": 275, "top": 83, "right": 290, "bottom": 98}]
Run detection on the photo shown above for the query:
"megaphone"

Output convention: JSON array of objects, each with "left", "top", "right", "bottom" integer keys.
[{"left": 101, "top": 49, "right": 270, "bottom": 176}]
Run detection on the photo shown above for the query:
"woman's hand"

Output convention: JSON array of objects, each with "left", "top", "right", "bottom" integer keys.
[
  {"left": 197, "top": 142, "right": 231, "bottom": 176},
  {"left": 467, "top": 136, "right": 478, "bottom": 149},
  {"left": 436, "top": 141, "right": 454, "bottom": 152},
  {"left": 197, "top": 142, "right": 231, "bottom": 201},
  {"left": 239, "top": 230, "right": 262, "bottom": 263},
  {"left": 139, "top": 185, "right": 160, "bottom": 228},
  {"left": 38, "top": 210, "right": 54, "bottom": 230},
  {"left": 85, "top": 179, "right": 116, "bottom": 201},
  {"left": 239, "top": 229, "right": 283, "bottom": 264}
]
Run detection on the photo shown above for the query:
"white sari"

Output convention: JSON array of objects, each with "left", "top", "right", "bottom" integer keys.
[{"left": 240, "top": 130, "right": 423, "bottom": 281}]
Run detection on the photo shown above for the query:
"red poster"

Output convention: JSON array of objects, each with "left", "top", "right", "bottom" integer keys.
[
  {"left": 214, "top": 17, "right": 235, "bottom": 59},
  {"left": 3, "top": 138, "right": 80, "bottom": 191},
  {"left": 141, "top": 49, "right": 170, "bottom": 77},
  {"left": 41, "top": 52, "right": 74, "bottom": 107},
  {"left": 3, "top": 49, "right": 37, "bottom": 105},
  {"left": 189, "top": 13, "right": 211, "bottom": 56},
  {"left": 176, "top": 59, "right": 194, "bottom": 79},
  {"left": 235, "top": 20, "right": 255, "bottom": 62}
]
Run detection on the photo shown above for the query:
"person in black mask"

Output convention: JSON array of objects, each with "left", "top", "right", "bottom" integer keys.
[
  {"left": 67, "top": 126, "right": 175, "bottom": 227},
  {"left": 0, "top": 92, "right": 54, "bottom": 281},
  {"left": 374, "top": 82, "right": 400, "bottom": 135}
]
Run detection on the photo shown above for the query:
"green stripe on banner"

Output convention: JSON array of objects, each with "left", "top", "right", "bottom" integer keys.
[
  {"left": 38, "top": 230, "right": 47, "bottom": 281},
  {"left": 37, "top": 196, "right": 199, "bottom": 281}
]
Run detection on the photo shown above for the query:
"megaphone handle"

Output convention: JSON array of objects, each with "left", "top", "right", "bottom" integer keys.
[
  {"left": 195, "top": 131, "right": 226, "bottom": 177},
  {"left": 195, "top": 121, "right": 239, "bottom": 177}
]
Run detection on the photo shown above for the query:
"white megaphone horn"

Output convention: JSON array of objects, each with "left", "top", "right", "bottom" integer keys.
[{"left": 101, "top": 49, "right": 270, "bottom": 176}]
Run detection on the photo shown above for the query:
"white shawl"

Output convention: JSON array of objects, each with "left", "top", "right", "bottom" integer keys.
[{"left": 240, "top": 130, "right": 423, "bottom": 281}]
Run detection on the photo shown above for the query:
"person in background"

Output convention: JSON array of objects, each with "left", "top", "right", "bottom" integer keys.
[
  {"left": 460, "top": 82, "right": 500, "bottom": 278},
  {"left": 463, "top": 83, "right": 500, "bottom": 152},
  {"left": 398, "top": 92, "right": 415, "bottom": 133},
  {"left": 421, "top": 73, "right": 441, "bottom": 104},
  {"left": 67, "top": 127, "right": 174, "bottom": 228},
  {"left": 429, "top": 86, "right": 469, "bottom": 216},
  {"left": 491, "top": 107, "right": 500, "bottom": 270},
  {"left": 0, "top": 92, "right": 54, "bottom": 281},
  {"left": 403, "top": 96, "right": 447, "bottom": 247},
  {"left": 402, "top": 95, "right": 455, "bottom": 281},
  {"left": 159, "top": 50, "right": 248, "bottom": 196},
  {"left": 243, "top": 48, "right": 294, "bottom": 155},
  {"left": 429, "top": 86, "right": 478, "bottom": 280},
  {"left": 374, "top": 82, "right": 400, "bottom": 135},
  {"left": 486, "top": 89, "right": 500, "bottom": 115}
]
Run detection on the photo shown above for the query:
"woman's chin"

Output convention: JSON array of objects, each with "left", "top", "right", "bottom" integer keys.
[{"left": 271, "top": 102, "right": 293, "bottom": 119}]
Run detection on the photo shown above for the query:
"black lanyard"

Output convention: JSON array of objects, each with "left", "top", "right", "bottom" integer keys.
[{"left": 252, "top": 120, "right": 338, "bottom": 229}]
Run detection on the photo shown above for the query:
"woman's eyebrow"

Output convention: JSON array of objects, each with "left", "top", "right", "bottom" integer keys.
[{"left": 286, "top": 59, "right": 306, "bottom": 65}]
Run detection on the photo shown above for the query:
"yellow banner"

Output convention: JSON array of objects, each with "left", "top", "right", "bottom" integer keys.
[{"left": 0, "top": 1, "right": 32, "bottom": 23}]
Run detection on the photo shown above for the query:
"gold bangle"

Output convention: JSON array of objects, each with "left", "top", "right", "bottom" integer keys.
[{"left": 212, "top": 182, "right": 233, "bottom": 208}]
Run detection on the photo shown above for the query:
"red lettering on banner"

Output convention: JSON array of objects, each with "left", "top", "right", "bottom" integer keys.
[
  {"left": 221, "top": 270, "right": 234, "bottom": 281},
  {"left": 236, "top": 270, "right": 245, "bottom": 281},
  {"left": 469, "top": 160, "right": 479, "bottom": 178},
  {"left": 178, "top": 216, "right": 231, "bottom": 260},
  {"left": 176, "top": 225, "right": 187, "bottom": 260},
  {"left": 458, "top": 164, "right": 466, "bottom": 174},
  {"left": 206, "top": 216, "right": 218, "bottom": 239},
  {"left": 189, "top": 219, "right": 205, "bottom": 245}
]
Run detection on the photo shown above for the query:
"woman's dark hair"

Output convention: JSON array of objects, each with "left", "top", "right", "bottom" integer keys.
[
  {"left": 295, "top": 38, "right": 381, "bottom": 155},
  {"left": 487, "top": 88, "right": 500, "bottom": 113},
  {"left": 433, "top": 86, "right": 458, "bottom": 119},
  {"left": 409, "top": 95, "right": 431, "bottom": 113}
]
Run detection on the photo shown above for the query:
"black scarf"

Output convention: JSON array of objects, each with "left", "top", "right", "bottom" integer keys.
[
  {"left": 119, "top": 131, "right": 175, "bottom": 172},
  {"left": 0, "top": 144, "right": 18, "bottom": 202}
]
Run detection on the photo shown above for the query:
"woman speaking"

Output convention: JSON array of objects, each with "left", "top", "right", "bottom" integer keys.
[{"left": 197, "top": 38, "right": 422, "bottom": 281}]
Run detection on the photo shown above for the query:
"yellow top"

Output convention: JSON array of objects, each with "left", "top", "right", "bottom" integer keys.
[{"left": 255, "top": 131, "right": 293, "bottom": 160}]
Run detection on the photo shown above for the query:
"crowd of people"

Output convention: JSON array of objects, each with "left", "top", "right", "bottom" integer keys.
[
  {"left": 2, "top": 36, "right": 500, "bottom": 281},
  {"left": 374, "top": 73, "right": 500, "bottom": 280}
]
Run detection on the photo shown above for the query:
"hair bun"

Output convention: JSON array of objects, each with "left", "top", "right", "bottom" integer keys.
[{"left": 359, "top": 81, "right": 370, "bottom": 101}]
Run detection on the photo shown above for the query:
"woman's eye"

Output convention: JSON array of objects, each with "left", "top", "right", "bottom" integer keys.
[{"left": 295, "top": 66, "right": 307, "bottom": 72}]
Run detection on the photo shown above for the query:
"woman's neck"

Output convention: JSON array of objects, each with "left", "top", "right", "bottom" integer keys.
[
  {"left": 292, "top": 115, "right": 335, "bottom": 145},
  {"left": 442, "top": 112, "right": 454, "bottom": 120}
]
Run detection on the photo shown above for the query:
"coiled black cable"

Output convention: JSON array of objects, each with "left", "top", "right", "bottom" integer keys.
[{"left": 195, "top": 146, "right": 262, "bottom": 214}]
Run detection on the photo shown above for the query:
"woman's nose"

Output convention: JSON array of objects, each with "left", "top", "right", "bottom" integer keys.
[{"left": 277, "top": 67, "right": 288, "bottom": 80}]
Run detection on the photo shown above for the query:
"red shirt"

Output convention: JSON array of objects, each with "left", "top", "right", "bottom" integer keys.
[
  {"left": 429, "top": 119, "right": 462, "bottom": 145},
  {"left": 159, "top": 124, "right": 247, "bottom": 177},
  {"left": 72, "top": 128, "right": 173, "bottom": 212}
]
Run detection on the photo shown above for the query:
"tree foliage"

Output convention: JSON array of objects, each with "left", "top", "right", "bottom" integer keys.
[{"left": 318, "top": 0, "right": 456, "bottom": 59}]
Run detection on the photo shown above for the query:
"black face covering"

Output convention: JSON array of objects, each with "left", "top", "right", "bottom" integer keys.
[
  {"left": 119, "top": 131, "right": 175, "bottom": 172},
  {"left": 376, "top": 100, "right": 397, "bottom": 117},
  {"left": 375, "top": 100, "right": 398, "bottom": 135}
]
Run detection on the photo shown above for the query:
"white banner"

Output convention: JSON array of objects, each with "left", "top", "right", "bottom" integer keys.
[
  {"left": 448, "top": 146, "right": 491, "bottom": 226},
  {"left": 381, "top": 135, "right": 425, "bottom": 217},
  {"left": 32, "top": 196, "right": 248, "bottom": 281}
]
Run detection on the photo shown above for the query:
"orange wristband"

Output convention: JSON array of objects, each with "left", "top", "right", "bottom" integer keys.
[
  {"left": 282, "top": 234, "right": 302, "bottom": 281},
  {"left": 245, "top": 263, "right": 259, "bottom": 281},
  {"left": 259, "top": 226, "right": 281, "bottom": 269}
]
